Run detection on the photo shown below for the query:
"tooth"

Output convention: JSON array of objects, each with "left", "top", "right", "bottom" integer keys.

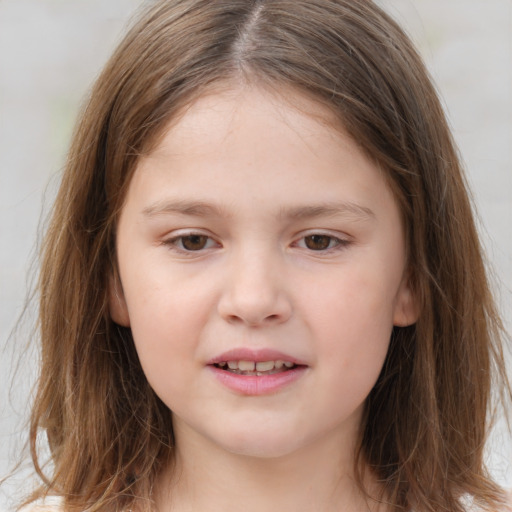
[
  {"left": 284, "top": 361, "right": 294, "bottom": 368},
  {"left": 256, "top": 361, "right": 275, "bottom": 372},
  {"left": 275, "top": 360, "right": 284, "bottom": 369},
  {"left": 238, "top": 360, "right": 255, "bottom": 371},
  {"left": 227, "top": 361, "right": 238, "bottom": 370},
  {"left": 256, "top": 361, "right": 274, "bottom": 372},
  {"left": 218, "top": 362, "right": 226, "bottom": 367}
]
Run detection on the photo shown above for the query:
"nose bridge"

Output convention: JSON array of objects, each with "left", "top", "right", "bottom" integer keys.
[{"left": 218, "top": 242, "right": 292, "bottom": 326}]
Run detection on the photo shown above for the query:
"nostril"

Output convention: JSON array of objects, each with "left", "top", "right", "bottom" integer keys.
[{"left": 223, "top": 311, "right": 283, "bottom": 326}]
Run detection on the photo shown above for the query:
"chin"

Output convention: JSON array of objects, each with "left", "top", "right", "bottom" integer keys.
[{"left": 210, "top": 425, "right": 309, "bottom": 460}]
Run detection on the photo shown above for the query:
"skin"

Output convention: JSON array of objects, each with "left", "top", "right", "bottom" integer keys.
[{"left": 110, "top": 83, "right": 417, "bottom": 511}]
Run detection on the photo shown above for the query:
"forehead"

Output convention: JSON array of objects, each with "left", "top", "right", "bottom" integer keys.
[
  {"left": 145, "top": 81, "right": 353, "bottom": 160},
  {"left": 137, "top": 85, "right": 373, "bottom": 185},
  {"left": 123, "top": 83, "right": 401, "bottom": 232}
]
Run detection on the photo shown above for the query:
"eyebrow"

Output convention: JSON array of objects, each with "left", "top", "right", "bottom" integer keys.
[
  {"left": 279, "top": 202, "right": 375, "bottom": 222},
  {"left": 142, "top": 199, "right": 375, "bottom": 221},
  {"left": 142, "top": 199, "right": 231, "bottom": 218}
]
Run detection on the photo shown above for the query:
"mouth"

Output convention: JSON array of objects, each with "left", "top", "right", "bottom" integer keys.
[
  {"left": 213, "top": 359, "right": 299, "bottom": 376},
  {"left": 207, "top": 349, "right": 308, "bottom": 394}
]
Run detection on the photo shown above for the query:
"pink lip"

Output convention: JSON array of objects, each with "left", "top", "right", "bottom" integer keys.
[
  {"left": 208, "top": 365, "right": 307, "bottom": 395},
  {"left": 207, "top": 348, "right": 306, "bottom": 366},
  {"left": 206, "top": 348, "right": 308, "bottom": 396}
]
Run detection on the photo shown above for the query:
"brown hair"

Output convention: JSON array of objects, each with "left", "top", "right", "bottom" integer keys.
[{"left": 25, "top": 0, "right": 510, "bottom": 511}]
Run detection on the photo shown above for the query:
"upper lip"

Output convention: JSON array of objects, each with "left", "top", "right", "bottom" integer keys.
[{"left": 207, "top": 348, "right": 307, "bottom": 366}]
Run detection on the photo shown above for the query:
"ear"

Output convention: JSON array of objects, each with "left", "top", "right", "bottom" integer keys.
[
  {"left": 108, "top": 271, "right": 131, "bottom": 327},
  {"left": 393, "top": 273, "right": 419, "bottom": 327}
]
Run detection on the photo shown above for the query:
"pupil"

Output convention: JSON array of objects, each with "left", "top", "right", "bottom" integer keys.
[
  {"left": 182, "top": 235, "right": 207, "bottom": 250},
  {"left": 305, "top": 235, "right": 331, "bottom": 250}
]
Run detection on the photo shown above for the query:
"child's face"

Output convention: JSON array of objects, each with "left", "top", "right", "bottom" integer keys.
[{"left": 111, "top": 85, "right": 417, "bottom": 460}]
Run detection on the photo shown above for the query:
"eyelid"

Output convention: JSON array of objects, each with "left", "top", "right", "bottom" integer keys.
[
  {"left": 159, "top": 228, "right": 351, "bottom": 254},
  {"left": 161, "top": 229, "right": 221, "bottom": 253},
  {"left": 292, "top": 230, "right": 352, "bottom": 252}
]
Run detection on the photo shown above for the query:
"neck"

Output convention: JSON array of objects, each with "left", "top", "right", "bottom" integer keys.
[{"left": 154, "top": 424, "right": 387, "bottom": 512}]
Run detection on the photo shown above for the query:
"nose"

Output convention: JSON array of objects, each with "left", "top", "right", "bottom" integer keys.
[{"left": 217, "top": 248, "right": 293, "bottom": 327}]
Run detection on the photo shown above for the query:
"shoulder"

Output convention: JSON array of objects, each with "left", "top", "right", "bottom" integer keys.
[
  {"left": 459, "top": 492, "right": 512, "bottom": 512},
  {"left": 18, "top": 499, "right": 63, "bottom": 512},
  {"left": 18, "top": 506, "right": 60, "bottom": 512},
  {"left": 17, "top": 507, "right": 58, "bottom": 512}
]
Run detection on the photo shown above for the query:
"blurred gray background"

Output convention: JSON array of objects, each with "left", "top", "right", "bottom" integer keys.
[{"left": 1, "top": 0, "right": 511, "bottom": 509}]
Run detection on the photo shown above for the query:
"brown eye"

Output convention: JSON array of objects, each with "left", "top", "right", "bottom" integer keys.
[
  {"left": 304, "top": 235, "right": 333, "bottom": 250},
  {"left": 180, "top": 235, "right": 210, "bottom": 251}
]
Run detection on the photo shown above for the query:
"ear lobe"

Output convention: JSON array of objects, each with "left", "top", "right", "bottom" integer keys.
[
  {"left": 393, "top": 275, "right": 420, "bottom": 327},
  {"left": 108, "top": 273, "right": 131, "bottom": 327}
]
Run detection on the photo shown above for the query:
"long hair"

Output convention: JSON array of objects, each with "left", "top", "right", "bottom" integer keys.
[{"left": 26, "top": 1, "right": 510, "bottom": 511}]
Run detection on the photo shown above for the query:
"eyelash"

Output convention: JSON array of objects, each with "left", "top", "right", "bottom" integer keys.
[
  {"left": 293, "top": 234, "right": 350, "bottom": 252},
  {"left": 163, "top": 233, "right": 219, "bottom": 252},
  {"left": 162, "top": 232, "right": 351, "bottom": 254}
]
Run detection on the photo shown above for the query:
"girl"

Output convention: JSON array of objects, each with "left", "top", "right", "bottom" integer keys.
[{"left": 19, "top": 0, "right": 511, "bottom": 511}]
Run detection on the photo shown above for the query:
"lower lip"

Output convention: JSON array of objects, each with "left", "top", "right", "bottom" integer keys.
[{"left": 208, "top": 365, "right": 307, "bottom": 395}]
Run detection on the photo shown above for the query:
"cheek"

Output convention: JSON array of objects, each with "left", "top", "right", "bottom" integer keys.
[
  {"left": 302, "top": 266, "right": 397, "bottom": 384},
  {"left": 304, "top": 265, "right": 398, "bottom": 340},
  {"left": 123, "top": 266, "right": 221, "bottom": 390},
  {"left": 123, "top": 257, "right": 212, "bottom": 337},
  {"left": 122, "top": 280, "right": 190, "bottom": 374}
]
